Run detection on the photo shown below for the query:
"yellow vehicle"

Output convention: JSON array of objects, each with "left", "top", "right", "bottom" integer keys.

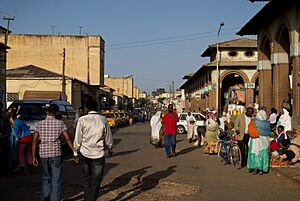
[{"left": 102, "top": 112, "right": 117, "bottom": 128}]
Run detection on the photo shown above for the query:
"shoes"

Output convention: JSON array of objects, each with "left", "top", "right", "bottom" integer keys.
[
  {"left": 253, "top": 169, "right": 259, "bottom": 175},
  {"left": 172, "top": 152, "right": 176, "bottom": 157},
  {"left": 167, "top": 155, "right": 172, "bottom": 158},
  {"left": 259, "top": 171, "right": 264, "bottom": 175}
]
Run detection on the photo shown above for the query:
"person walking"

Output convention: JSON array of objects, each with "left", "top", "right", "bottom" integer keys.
[
  {"left": 203, "top": 111, "right": 219, "bottom": 154},
  {"left": 186, "top": 112, "right": 196, "bottom": 143},
  {"left": 32, "top": 104, "right": 74, "bottom": 201},
  {"left": 13, "top": 114, "right": 34, "bottom": 174},
  {"left": 247, "top": 109, "right": 270, "bottom": 175},
  {"left": 161, "top": 104, "right": 179, "bottom": 158},
  {"left": 150, "top": 111, "right": 162, "bottom": 148},
  {"left": 73, "top": 99, "right": 113, "bottom": 201},
  {"left": 234, "top": 107, "right": 254, "bottom": 167}
]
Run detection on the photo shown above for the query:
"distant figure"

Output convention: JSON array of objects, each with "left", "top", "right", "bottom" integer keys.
[
  {"left": 32, "top": 104, "right": 74, "bottom": 201},
  {"left": 150, "top": 111, "right": 162, "bottom": 148},
  {"left": 162, "top": 104, "right": 179, "bottom": 158},
  {"left": 186, "top": 112, "right": 196, "bottom": 143},
  {"left": 269, "top": 108, "right": 278, "bottom": 131},
  {"left": 73, "top": 99, "right": 113, "bottom": 201},
  {"left": 203, "top": 112, "right": 219, "bottom": 154}
]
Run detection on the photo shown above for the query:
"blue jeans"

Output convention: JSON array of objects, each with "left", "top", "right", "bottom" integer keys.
[
  {"left": 40, "top": 155, "right": 63, "bottom": 201},
  {"left": 164, "top": 134, "right": 176, "bottom": 156},
  {"left": 81, "top": 155, "right": 105, "bottom": 201}
]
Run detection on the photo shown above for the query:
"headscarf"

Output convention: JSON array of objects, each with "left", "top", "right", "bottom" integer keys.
[
  {"left": 151, "top": 111, "right": 162, "bottom": 127},
  {"left": 278, "top": 108, "right": 292, "bottom": 131},
  {"left": 255, "top": 109, "right": 270, "bottom": 137}
]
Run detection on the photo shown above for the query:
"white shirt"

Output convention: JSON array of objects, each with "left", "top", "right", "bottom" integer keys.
[
  {"left": 269, "top": 113, "right": 278, "bottom": 124},
  {"left": 73, "top": 111, "right": 113, "bottom": 159},
  {"left": 245, "top": 115, "right": 251, "bottom": 134}
]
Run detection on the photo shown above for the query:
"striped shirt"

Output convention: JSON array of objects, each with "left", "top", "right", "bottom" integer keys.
[{"left": 35, "top": 115, "right": 68, "bottom": 158}]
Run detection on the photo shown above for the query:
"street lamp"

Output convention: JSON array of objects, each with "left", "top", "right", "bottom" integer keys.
[{"left": 216, "top": 22, "right": 224, "bottom": 116}]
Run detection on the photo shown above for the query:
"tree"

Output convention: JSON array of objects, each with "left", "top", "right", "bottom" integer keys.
[{"left": 151, "top": 88, "right": 166, "bottom": 96}]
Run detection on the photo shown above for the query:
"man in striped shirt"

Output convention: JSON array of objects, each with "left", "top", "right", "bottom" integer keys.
[{"left": 32, "top": 104, "right": 74, "bottom": 201}]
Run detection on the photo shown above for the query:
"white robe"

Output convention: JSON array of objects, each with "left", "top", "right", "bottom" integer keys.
[
  {"left": 277, "top": 109, "right": 292, "bottom": 132},
  {"left": 186, "top": 114, "right": 196, "bottom": 140},
  {"left": 150, "top": 112, "right": 162, "bottom": 140}
]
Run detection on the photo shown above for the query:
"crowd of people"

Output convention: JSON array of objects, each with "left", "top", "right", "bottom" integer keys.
[
  {"left": 0, "top": 99, "right": 113, "bottom": 201},
  {"left": 150, "top": 103, "right": 300, "bottom": 175}
]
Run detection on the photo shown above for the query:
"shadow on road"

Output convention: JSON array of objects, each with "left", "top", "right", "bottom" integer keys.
[
  {"left": 112, "top": 149, "right": 141, "bottom": 157},
  {"left": 100, "top": 166, "right": 152, "bottom": 198},
  {"left": 113, "top": 138, "right": 122, "bottom": 146},
  {"left": 177, "top": 146, "right": 198, "bottom": 156},
  {"left": 110, "top": 165, "right": 177, "bottom": 201}
]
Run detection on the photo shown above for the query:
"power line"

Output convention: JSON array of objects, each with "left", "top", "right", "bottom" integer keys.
[
  {"left": 107, "top": 27, "right": 239, "bottom": 48},
  {"left": 107, "top": 31, "right": 235, "bottom": 50}
]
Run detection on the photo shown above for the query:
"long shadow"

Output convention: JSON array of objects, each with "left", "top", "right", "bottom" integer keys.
[
  {"left": 111, "top": 149, "right": 140, "bottom": 157},
  {"left": 111, "top": 165, "right": 177, "bottom": 201},
  {"left": 176, "top": 146, "right": 198, "bottom": 156},
  {"left": 113, "top": 139, "right": 122, "bottom": 146},
  {"left": 62, "top": 162, "right": 119, "bottom": 201},
  {"left": 100, "top": 166, "right": 151, "bottom": 197}
]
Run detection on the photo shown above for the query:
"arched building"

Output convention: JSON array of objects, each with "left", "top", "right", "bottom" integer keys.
[
  {"left": 180, "top": 38, "right": 258, "bottom": 114},
  {"left": 238, "top": 0, "right": 300, "bottom": 125}
]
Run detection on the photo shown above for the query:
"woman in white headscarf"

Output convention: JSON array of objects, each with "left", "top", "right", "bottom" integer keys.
[
  {"left": 277, "top": 108, "right": 292, "bottom": 132},
  {"left": 186, "top": 112, "right": 196, "bottom": 143},
  {"left": 247, "top": 109, "right": 270, "bottom": 175},
  {"left": 150, "top": 111, "right": 162, "bottom": 148}
]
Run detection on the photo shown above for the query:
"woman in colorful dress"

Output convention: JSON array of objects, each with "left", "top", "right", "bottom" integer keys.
[{"left": 247, "top": 109, "right": 270, "bottom": 175}]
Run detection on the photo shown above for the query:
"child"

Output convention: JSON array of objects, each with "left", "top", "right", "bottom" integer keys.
[{"left": 276, "top": 125, "right": 288, "bottom": 144}]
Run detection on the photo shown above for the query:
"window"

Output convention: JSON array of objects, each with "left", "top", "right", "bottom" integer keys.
[
  {"left": 66, "top": 105, "right": 75, "bottom": 119},
  {"left": 59, "top": 105, "right": 67, "bottom": 118},
  {"left": 7, "top": 93, "right": 19, "bottom": 102},
  {"left": 245, "top": 51, "right": 254, "bottom": 57},
  {"left": 228, "top": 51, "right": 238, "bottom": 57},
  {"left": 180, "top": 114, "right": 187, "bottom": 120}
]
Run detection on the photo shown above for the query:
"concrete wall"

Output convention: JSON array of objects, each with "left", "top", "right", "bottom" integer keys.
[
  {"left": 1, "top": 34, "right": 105, "bottom": 86},
  {"left": 105, "top": 77, "right": 134, "bottom": 98}
]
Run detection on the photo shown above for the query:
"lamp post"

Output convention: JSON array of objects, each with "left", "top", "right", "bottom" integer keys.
[{"left": 216, "top": 22, "right": 224, "bottom": 116}]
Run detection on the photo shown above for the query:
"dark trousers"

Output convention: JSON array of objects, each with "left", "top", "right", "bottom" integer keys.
[
  {"left": 81, "top": 155, "right": 105, "bottom": 201},
  {"left": 238, "top": 134, "right": 250, "bottom": 167},
  {"left": 164, "top": 134, "right": 176, "bottom": 157}
]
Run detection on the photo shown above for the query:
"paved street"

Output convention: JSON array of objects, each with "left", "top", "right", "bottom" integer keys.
[{"left": 1, "top": 123, "right": 300, "bottom": 201}]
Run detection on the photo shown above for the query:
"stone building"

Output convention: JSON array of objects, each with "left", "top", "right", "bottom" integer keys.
[
  {"left": 237, "top": 0, "right": 300, "bottom": 125},
  {"left": 0, "top": 42, "right": 9, "bottom": 108},
  {"left": 180, "top": 38, "right": 258, "bottom": 114},
  {"left": 104, "top": 75, "right": 134, "bottom": 98},
  {"left": 0, "top": 34, "right": 105, "bottom": 86}
]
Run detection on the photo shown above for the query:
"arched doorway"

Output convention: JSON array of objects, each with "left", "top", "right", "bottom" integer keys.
[
  {"left": 274, "top": 24, "right": 291, "bottom": 113},
  {"left": 221, "top": 72, "right": 246, "bottom": 113}
]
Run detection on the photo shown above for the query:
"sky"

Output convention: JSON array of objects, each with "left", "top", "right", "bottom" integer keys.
[{"left": 1, "top": 0, "right": 267, "bottom": 94}]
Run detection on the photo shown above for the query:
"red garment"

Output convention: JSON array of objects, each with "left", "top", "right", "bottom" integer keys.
[
  {"left": 19, "top": 135, "right": 33, "bottom": 143},
  {"left": 162, "top": 112, "right": 179, "bottom": 134}
]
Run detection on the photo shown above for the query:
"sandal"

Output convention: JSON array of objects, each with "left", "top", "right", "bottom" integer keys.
[{"left": 259, "top": 171, "right": 264, "bottom": 175}]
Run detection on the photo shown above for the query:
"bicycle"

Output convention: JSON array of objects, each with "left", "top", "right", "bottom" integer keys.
[{"left": 217, "top": 129, "right": 242, "bottom": 169}]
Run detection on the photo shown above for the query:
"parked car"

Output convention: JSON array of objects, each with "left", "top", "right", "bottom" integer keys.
[
  {"left": 176, "top": 112, "right": 206, "bottom": 134},
  {"left": 8, "top": 99, "right": 75, "bottom": 138},
  {"left": 102, "top": 112, "right": 117, "bottom": 128}
]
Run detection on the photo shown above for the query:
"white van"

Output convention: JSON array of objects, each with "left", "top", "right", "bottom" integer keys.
[{"left": 177, "top": 112, "right": 206, "bottom": 134}]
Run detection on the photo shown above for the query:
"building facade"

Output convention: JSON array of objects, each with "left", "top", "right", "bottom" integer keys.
[
  {"left": 0, "top": 34, "right": 105, "bottom": 86},
  {"left": 181, "top": 38, "right": 258, "bottom": 114},
  {"left": 238, "top": 0, "right": 300, "bottom": 125},
  {"left": 104, "top": 75, "right": 134, "bottom": 98}
]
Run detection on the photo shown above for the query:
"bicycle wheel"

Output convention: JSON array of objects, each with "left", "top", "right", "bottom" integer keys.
[
  {"left": 230, "top": 144, "right": 242, "bottom": 169},
  {"left": 217, "top": 141, "right": 228, "bottom": 165}
]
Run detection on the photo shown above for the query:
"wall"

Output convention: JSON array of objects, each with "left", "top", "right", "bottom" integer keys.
[
  {"left": 1, "top": 34, "right": 105, "bottom": 86},
  {"left": 105, "top": 77, "right": 134, "bottom": 98}
]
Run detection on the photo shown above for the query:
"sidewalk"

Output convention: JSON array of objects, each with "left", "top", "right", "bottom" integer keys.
[{"left": 271, "top": 163, "right": 300, "bottom": 184}]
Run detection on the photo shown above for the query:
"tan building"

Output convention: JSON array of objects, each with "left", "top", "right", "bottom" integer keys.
[
  {"left": 6, "top": 65, "right": 110, "bottom": 109},
  {"left": 0, "top": 34, "right": 105, "bottom": 86},
  {"left": 181, "top": 38, "right": 258, "bottom": 114},
  {"left": 238, "top": 0, "right": 300, "bottom": 125},
  {"left": 139, "top": 92, "right": 147, "bottom": 99},
  {"left": 133, "top": 86, "right": 140, "bottom": 99},
  {"left": 104, "top": 75, "right": 134, "bottom": 98}
]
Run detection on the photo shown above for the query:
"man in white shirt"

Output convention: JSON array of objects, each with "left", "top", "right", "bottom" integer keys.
[{"left": 73, "top": 99, "right": 113, "bottom": 201}]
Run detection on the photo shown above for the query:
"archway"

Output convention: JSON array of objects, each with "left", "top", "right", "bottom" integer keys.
[
  {"left": 221, "top": 72, "right": 246, "bottom": 113},
  {"left": 273, "top": 24, "right": 291, "bottom": 113}
]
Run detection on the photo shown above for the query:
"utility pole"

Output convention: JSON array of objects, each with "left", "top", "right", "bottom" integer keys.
[
  {"left": 78, "top": 26, "right": 83, "bottom": 36},
  {"left": 50, "top": 25, "right": 56, "bottom": 35},
  {"left": 216, "top": 22, "right": 224, "bottom": 116},
  {"left": 62, "top": 48, "right": 66, "bottom": 99},
  {"left": 172, "top": 81, "right": 175, "bottom": 99},
  {"left": 2, "top": 16, "right": 14, "bottom": 110}
]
